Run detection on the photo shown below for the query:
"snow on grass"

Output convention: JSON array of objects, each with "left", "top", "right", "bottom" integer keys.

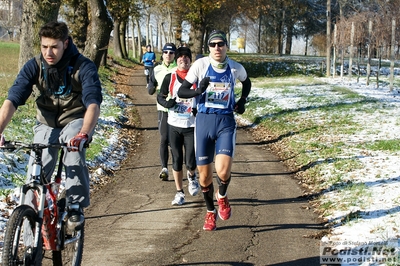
[
  {"left": 246, "top": 74, "right": 400, "bottom": 265},
  {"left": 1, "top": 66, "right": 400, "bottom": 264}
]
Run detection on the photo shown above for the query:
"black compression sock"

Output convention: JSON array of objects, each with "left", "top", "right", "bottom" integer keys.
[
  {"left": 201, "top": 183, "right": 215, "bottom": 211},
  {"left": 217, "top": 175, "right": 231, "bottom": 197}
]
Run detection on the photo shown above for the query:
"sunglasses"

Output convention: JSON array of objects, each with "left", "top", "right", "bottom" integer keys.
[
  {"left": 209, "top": 42, "right": 226, "bottom": 48},
  {"left": 163, "top": 51, "right": 175, "bottom": 55}
]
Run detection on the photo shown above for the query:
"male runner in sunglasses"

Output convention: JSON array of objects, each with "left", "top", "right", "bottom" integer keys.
[{"left": 178, "top": 30, "right": 251, "bottom": 231}]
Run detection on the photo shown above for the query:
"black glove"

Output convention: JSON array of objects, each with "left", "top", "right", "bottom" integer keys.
[
  {"left": 235, "top": 98, "right": 246, "bottom": 114},
  {"left": 147, "top": 82, "right": 156, "bottom": 95},
  {"left": 196, "top": 77, "right": 210, "bottom": 95},
  {"left": 165, "top": 98, "right": 177, "bottom": 108}
]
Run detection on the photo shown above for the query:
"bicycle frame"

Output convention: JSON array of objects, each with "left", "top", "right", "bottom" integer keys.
[{"left": 2, "top": 141, "right": 86, "bottom": 265}]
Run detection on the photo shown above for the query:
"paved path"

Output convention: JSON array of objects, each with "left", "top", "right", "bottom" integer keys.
[{"left": 82, "top": 66, "right": 323, "bottom": 265}]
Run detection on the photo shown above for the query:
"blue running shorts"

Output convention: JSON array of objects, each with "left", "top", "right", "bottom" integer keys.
[{"left": 195, "top": 112, "right": 236, "bottom": 165}]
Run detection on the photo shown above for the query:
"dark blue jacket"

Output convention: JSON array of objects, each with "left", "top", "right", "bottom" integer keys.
[{"left": 7, "top": 37, "right": 102, "bottom": 128}]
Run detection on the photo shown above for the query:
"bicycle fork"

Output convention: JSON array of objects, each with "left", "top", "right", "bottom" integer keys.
[
  {"left": 18, "top": 147, "right": 50, "bottom": 253},
  {"left": 19, "top": 182, "right": 46, "bottom": 259}
]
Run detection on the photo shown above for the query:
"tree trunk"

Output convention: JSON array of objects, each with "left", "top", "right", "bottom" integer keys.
[
  {"left": 145, "top": 14, "right": 150, "bottom": 45},
  {"left": 120, "top": 20, "right": 128, "bottom": 58},
  {"left": 305, "top": 35, "right": 308, "bottom": 56},
  {"left": 333, "top": 24, "right": 337, "bottom": 78},
  {"left": 348, "top": 22, "right": 354, "bottom": 78},
  {"left": 113, "top": 19, "right": 123, "bottom": 58},
  {"left": 389, "top": 19, "right": 395, "bottom": 91},
  {"left": 326, "top": 0, "right": 331, "bottom": 77},
  {"left": 101, "top": 49, "right": 108, "bottom": 66},
  {"left": 366, "top": 20, "right": 372, "bottom": 85},
  {"left": 19, "top": 0, "right": 61, "bottom": 69},
  {"left": 189, "top": 25, "right": 204, "bottom": 57},
  {"left": 84, "top": 0, "right": 113, "bottom": 68},
  {"left": 277, "top": 10, "right": 284, "bottom": 56},
  {"left": 135, "top": 17, "right": 143, "bottom": 61},
  {"left": 65, "top": 1, "right": 89, "bottom": 53},
  {"left": 130, "top": 17, "right": 137, "bottom": 59},
  {"left": 157, "top": 22, "right": 162, "bottom": 51},
  {"left": 285, "top": 22, "right": 293, "bottom": 55},
  {"left": 258, "top": 11, "right": 262, "bottom": 54}
]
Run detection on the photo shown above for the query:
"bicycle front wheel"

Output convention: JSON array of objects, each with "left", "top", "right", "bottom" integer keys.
[
  {"left": 52, "top": 223, "right": 84, "bottom": 266},
  {"left": 2, "top": 205, "right": 42, "bottom": 266}
]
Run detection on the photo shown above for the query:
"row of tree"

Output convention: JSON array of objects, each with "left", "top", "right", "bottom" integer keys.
[
  {"left": 2, "top": 0, "right": 400, "bottom": 71},
  {"left": 325, "top": 0, "right": 400, "bottom": 77}
]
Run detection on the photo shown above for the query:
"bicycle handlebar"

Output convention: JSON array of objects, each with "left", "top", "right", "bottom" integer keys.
[{"left": 0, "top": 141, "right": 88, "bottom": 151}]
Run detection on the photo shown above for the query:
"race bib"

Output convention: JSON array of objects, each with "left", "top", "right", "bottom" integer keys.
[
  {"left": 205, "top": 82, "right": 231, "bottom": 109},
  {"left": 170, "top": 97, "right": 193, "bottom": 119}
]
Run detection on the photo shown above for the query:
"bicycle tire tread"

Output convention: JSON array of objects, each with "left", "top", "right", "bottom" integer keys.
[{"left": 2, "top": 205, "right": 40, "bottom": 265}]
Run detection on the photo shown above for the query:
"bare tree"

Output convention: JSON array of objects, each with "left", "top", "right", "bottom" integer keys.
[
  {"left": 0, "top": 0, "right": 23, "bottom": 41},
  {"left": 60, "top": 0, "right": 90, "bottom": 53},
  {"left": 84, "top": 0, "right": 113, "bottom": 68},
  {"left": 18, "top": 0, "right": 61, "bottom": 69},
  {"left": 326, "top": 0, "right": 331, "bottom": 76}
]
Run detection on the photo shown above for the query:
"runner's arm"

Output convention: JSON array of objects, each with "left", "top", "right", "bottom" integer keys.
[
  {"left": 178, "top": 76, "right": 210, "bottom": 98},
  {"left": 177, "top": 80, "right": 197, "bottom": 98},
  {"left": 157, "top": 74, "right": 172, "bottom": 107},
  {"left": 240, "top": 77, "right": 251, "bottom": 100}
]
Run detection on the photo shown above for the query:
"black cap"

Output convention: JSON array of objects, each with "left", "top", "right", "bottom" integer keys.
[
  {"left": 175, "top": 47, "right": 192, "bottom": 61},
  {"left": 162, "top": 43, "right": 177, "bottom": 52}
]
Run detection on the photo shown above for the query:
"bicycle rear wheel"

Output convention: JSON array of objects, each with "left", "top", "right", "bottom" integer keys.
[
  {"left": 51, "top": 189, "right": 84, "bottom": 266},
  {"left": 52, "top": 221, "right": 84, "bottom": 266},
  {"left": 2, "top": 205, "right": 42, "bottom": 266}
]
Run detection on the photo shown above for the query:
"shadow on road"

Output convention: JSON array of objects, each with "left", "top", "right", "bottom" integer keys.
[
  {"left": 165, "top": 262, "right": 254, "bottom": 266},
  {"left": 269, "top": 256, "right": 321, "bottom": 266},
  {"left": 162, "top": 256, "right": 321, "bottom": 266}
]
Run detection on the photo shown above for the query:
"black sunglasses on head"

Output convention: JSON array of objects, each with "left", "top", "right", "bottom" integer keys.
[{"left": 209, "top": 42, "right": 226, "bottom": 48}]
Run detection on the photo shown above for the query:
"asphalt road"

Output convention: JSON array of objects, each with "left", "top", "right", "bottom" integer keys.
[{"left": 82, "top": 66, "right": 324, "bottom": 266}]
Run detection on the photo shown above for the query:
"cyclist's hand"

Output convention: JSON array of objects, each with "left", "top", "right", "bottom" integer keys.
[
  {"left": 68, "top": 132, "right": 88, "bottom": 152},
  {"left": 196, "top": 77, "right": 210, "bottom": 95},
  {"left": 0, "top": 134, "right": 5, "bottom": 146}
]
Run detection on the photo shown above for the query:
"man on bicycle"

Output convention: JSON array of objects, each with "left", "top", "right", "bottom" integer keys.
[{"left": 0, "top": 21, "right": 102, "bottom": 230}]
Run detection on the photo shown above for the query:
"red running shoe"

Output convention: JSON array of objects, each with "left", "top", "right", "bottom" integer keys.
[
  {"left": 216, "top": 191, "right": 231, "bottom": 220},
  {"left": 203, "top": 211, "right": 217, "bottom": 231}
]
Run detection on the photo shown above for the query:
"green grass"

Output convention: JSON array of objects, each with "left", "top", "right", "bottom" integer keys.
[
  {"left": 362, "top": 139, "right": 400, "bottom": 152},
  {"left": 0, "top": 42, "right": 20, "bottom": 98}
]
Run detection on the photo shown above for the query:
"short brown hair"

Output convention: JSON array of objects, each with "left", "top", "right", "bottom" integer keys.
[{"left": 39, "top": 21, "right": 69, "bottom": 41}]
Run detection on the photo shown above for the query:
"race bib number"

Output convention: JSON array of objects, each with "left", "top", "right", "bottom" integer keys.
[
  {"left": 205, "top": 82, "right": 231, "bottom": 109},
  {"left": 170, "top": 97, "right": 193, "bottom": 119}
]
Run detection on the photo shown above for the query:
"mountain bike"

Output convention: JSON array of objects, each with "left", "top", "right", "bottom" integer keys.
[{"left": 1, "top": 141, "right": 85, "bottom": 266}]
